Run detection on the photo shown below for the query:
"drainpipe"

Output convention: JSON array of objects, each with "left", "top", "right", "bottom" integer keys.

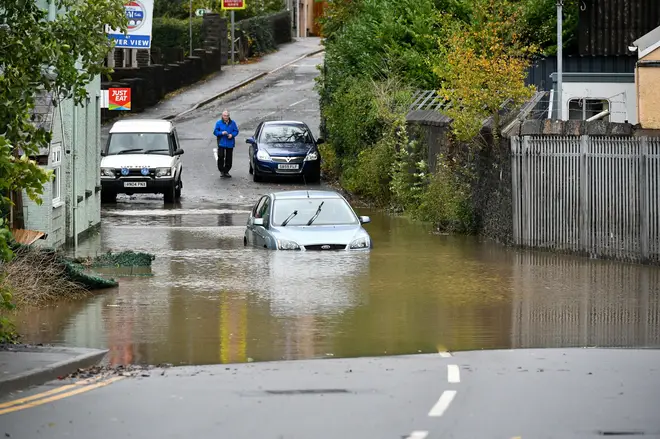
[
  {"left": 48, "top": 0, "right": 56, "bottom": 21},
  {"left": 72, "top": 102, "right": 78, "bottom": 252}
]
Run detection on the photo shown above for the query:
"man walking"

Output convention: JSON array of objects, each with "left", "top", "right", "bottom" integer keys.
[{"left": 213, "top": 110, "right": 239, "bottom": 178}]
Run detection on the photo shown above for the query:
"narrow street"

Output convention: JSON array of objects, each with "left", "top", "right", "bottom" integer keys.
[{"left": 4, "top": 47, "right": 660, "bottom": 438}]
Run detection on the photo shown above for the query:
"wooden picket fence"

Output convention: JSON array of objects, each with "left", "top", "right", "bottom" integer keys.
[{"left": 511, "top": 135, "right": 660, "bottom": 264}]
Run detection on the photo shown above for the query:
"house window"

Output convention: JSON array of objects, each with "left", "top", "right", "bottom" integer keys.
[
  {"left": 568, "top": 98, "right": 610, "bottom": 122},
  {"left": 51, "top": 143, "right": 62, "bottom": 206}
]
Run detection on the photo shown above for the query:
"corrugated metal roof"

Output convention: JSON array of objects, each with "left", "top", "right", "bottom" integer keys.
[
  {"left": 578, "top": 0, "right": 660, "bottom": 56},
  {"left": 31, "top": 90, "right": 55, "bottom": 132},
  {"left": 405, "top": 110, "right": 453, "bottom": 126}
]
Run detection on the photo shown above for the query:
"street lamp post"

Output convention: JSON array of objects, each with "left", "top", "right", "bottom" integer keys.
[
  {"left": 556, "top": 0, "right": 564, "bottom": 120},
  {"left": 189, "top": 0, "right": 193, "bottom": 56}
]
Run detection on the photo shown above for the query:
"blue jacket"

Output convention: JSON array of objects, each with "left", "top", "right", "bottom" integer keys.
[{"left": 213, "top": 119, "right": 239, "bottom": 148}]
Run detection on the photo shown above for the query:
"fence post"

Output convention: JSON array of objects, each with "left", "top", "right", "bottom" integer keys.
[
  {"left": 522, "top": 136, "right": 531, "bottom": 246},
  {"left": 640, "top": 136, "right": 650, "bottom": 261},
  {"left": 579, "top": 135, "right": 590, "bottom": 255},
  {"left": 511, "top": 136, "right": 520, "bottom": 245}
]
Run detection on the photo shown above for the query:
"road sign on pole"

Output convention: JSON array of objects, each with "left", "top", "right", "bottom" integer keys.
[{"left": 221, "top": 0, "right": 245, "bottom": 65}]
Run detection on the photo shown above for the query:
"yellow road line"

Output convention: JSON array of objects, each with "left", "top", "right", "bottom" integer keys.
[
  {"left": 0, "top": 376, "right": 124, "bottom": 416},
  {"left": 0, "top": 377, "right": 100, "bottom": 410}
]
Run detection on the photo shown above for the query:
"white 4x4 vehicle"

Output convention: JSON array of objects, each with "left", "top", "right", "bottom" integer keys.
[{"left": 101, "top": 119, "right": 184, "bottom": 203}]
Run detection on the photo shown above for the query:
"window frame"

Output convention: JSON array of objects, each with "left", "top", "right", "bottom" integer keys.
[{"left": 51, "top": 143, "right": 63, "bottom": 207}]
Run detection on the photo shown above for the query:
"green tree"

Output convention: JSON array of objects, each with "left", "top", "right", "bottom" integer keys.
[
  {"left": 0, "top": 0, "right": 127, "bottom": 341},
  {"left": 435, "top": 0, "right": 537, "bottom": 141}
]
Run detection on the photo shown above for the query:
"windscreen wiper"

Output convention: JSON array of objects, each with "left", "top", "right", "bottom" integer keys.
[
  {"left": 306, "top": 202, "right": 324, "bottom": 226},
  {"left": 281, "top": 210, "right": 298, "bottom": 226},
  {"left": 144, "top": 149, "right": 169, "bottom": 154},
  {"left": 115, "top": 149, "right": 143, "bottom": 154}
]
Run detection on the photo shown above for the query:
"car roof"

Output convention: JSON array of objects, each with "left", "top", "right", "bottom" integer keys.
[
  {"left": 271, "top": 190, "right": 343, "bottom": 200},
  {"left": 262, "top": 120, "right": 306, "bottom": 126},
  {"left": 109, "top": 119, "right": 173, "bottom": 134}
]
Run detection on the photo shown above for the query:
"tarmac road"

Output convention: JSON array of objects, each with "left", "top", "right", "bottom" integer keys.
[
  {"left": 107, "top": 52, "right": 328, "bottom": 209},
  {"left": 1, "top": 349, "right": 659, "bottom": 438}
]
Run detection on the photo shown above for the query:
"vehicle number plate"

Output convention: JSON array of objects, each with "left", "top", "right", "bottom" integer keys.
[
  {"left": 124, "top": 182, "right": 147, "bottom": 188},
  {"left": 278, "top": 164, "right": 299, "bottom": 170}
]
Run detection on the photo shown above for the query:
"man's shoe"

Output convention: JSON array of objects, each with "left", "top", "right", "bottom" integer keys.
[
  {"left": 220, "top": 172, "right": 227, "bottom": 178},
  {"left": 225, "top": 172, "right": 232, "bottom": 178}
]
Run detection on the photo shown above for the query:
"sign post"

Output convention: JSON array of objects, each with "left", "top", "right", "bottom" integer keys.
[
  {"left": 221, "top": 0, "right": 247, "bottom": 65},
  {"left": 106, "top": 0, "right": 154, "bottom": 49}
]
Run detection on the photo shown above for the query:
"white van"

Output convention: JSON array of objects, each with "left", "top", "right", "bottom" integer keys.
[{"left": 100, "top": 119, "right": 184, "bottom": 203}]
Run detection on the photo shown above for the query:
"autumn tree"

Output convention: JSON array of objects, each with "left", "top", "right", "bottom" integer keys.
[{"left": 435, "top": 0, "right": 537, "bottom": 142}]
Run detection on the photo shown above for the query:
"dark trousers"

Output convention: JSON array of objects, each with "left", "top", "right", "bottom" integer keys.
[{"left": 217, "top": 147, "right": 233, "bottom": 173}]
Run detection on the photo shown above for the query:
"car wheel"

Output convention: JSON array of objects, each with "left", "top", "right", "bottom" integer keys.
[
  {"left": 252, "top": 170, "right": 262, "bottom": 182},
  {"left": 175, "top": 179, "right": 182, "bottom": 199},
  {"left": 164, "top": 182, "right": 176, "bottom": 203},
  {"left": 307, "top": 170, "right": 321, "bottom": 184},
  {"left": 101, "top": 190, "right": 116, "bottom": 204}
]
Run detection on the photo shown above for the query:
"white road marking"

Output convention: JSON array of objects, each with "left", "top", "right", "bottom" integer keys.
[
  {"left": 289, "top": 98, "right": 307, "bottom": 107},
  {"left": 264, "top": 111, "right": 276, "bottom": 117},
  {"left": 428, "top": 390, "right": 457, "bottom": 417},
  {"left": 405, "top": 432, "right": 428, "bottom": 439},
  {"left": 447, "top": 364, "right": 460, "bottom": 383},
  {"left": 213, "top": 148, "right": 218, "bottom": 161},
  {"left": 438, "top": 351, "right": 452, "bottom": 358}
]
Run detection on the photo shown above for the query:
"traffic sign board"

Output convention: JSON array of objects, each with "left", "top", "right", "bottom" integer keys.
[{"left": 221, "top": 0, "right": 246, "bottom": 10}]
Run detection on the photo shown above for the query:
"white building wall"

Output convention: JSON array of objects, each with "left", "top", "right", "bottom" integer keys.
[{"left": 560, "top": 82, "right": 637, "bottom": 124}]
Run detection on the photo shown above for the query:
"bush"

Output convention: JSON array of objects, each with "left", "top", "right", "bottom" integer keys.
[
  {"left": 414, "top": 156, "right": 475, "bottom": 233},
  {"left": 152, "top": 17, "right": 204, "bottom": 55},
  {"left": 238, "top": 12, "right": 291, "bottom": 56},
  {"left": 0, "top": 246, "right": 117, "bottom": 307}
]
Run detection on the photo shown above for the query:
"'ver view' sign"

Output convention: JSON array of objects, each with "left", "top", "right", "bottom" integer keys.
[{"left": 106, "top": 0, "right": 154, "bottom": 49}]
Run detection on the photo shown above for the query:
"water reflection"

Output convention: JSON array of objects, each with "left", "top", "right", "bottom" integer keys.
[{"left": 13, "top": 208, "right": 660, "bottom": 366}]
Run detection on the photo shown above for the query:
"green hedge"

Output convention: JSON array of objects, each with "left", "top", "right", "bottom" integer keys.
[{"left": 152, "top": 16, "right": 204, "bottom": 55}]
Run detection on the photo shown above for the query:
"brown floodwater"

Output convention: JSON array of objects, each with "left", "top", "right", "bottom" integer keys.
[{"left": 13, "top": 203, "right": 660, "bottom": 366}]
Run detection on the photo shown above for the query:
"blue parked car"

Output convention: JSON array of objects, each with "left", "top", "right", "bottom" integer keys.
[
  {"left": 244, "top": 190, "right": 372, "bottom": 251},
  {"left": 246, "top": 121, "right": 323, "bottom": 183}
]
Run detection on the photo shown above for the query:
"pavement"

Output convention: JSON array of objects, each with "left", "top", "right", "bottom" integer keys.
[
  {"left": 0, "top": 345, "right": 108, "bottom": 397},
  {"left": 1, "top": 348, "right": 659, "bottom": 438}
]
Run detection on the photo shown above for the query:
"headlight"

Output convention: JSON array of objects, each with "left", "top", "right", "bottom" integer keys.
[
  {"left": 100, "top": 168, "right": 115, "bottom": 177},
  {"left": 304, "top": 151, "right": 318, "bottom": 161},
  {"left": 277, "top": 239, "right": 300, "bottom": 250},
  {"left": 256, "top": 150, "right": 271, "bottom": 161},
  {"left": 349, "top": 236, "right": 370, "bottom": 249},
  {"left": 156, "top": 167, "right": 172, "bottom": 177}
]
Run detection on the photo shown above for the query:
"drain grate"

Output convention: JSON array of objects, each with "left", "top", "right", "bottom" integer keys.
[
  {"left": 597, "top": 431, "right": 647, "bottom": 436},
  {"left": 265, "top": 389, "right": 350, "bottom": 395}
]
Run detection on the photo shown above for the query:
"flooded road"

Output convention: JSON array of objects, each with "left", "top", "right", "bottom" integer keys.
[
  {"left": 14, "top": 204, "right": 660, "bottom": 366},
  {"left": 14, "top": 52, "right": 660, "bottom": 366}
]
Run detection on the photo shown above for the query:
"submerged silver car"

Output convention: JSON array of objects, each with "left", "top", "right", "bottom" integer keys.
[{"left": 244, "top": 190, "right": 372, "bottom": 251}]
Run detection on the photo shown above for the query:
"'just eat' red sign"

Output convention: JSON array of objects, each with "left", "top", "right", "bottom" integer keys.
[
  {"left": 221, "top": 0, "right": 246, "bottom": 10},
  {"left": 109, "top": 88, "right": 131, "bottom": 111}
]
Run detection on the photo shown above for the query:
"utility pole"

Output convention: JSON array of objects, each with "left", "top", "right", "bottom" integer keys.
[
  {"left": 231, "top": 10, "right": 235, "bottom": 64},
  {"left": 189, "top": 0, "right": 193, "bottom": 56},
  {"left": 556, "top": 0, "right": 564, "bottom": 120}
]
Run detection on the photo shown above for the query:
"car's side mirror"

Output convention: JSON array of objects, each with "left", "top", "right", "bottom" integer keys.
[
  {"left": 246, "top": 137, "right": 255, "bottom": 144},
  {"left": 316, "top": 138, "right": 325, "bottom": 145},
  {"left": 101, "top": 151, "right": 107, "bottom": 157},
  {"left": 253, "top": 218, "right": 264, "bottom": 226},
  {"left": 174, "top": 148, "right": 185, "bottom": 155},
  {"left": 359, "top": 216, "right": 371, "bottom": 224}
]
